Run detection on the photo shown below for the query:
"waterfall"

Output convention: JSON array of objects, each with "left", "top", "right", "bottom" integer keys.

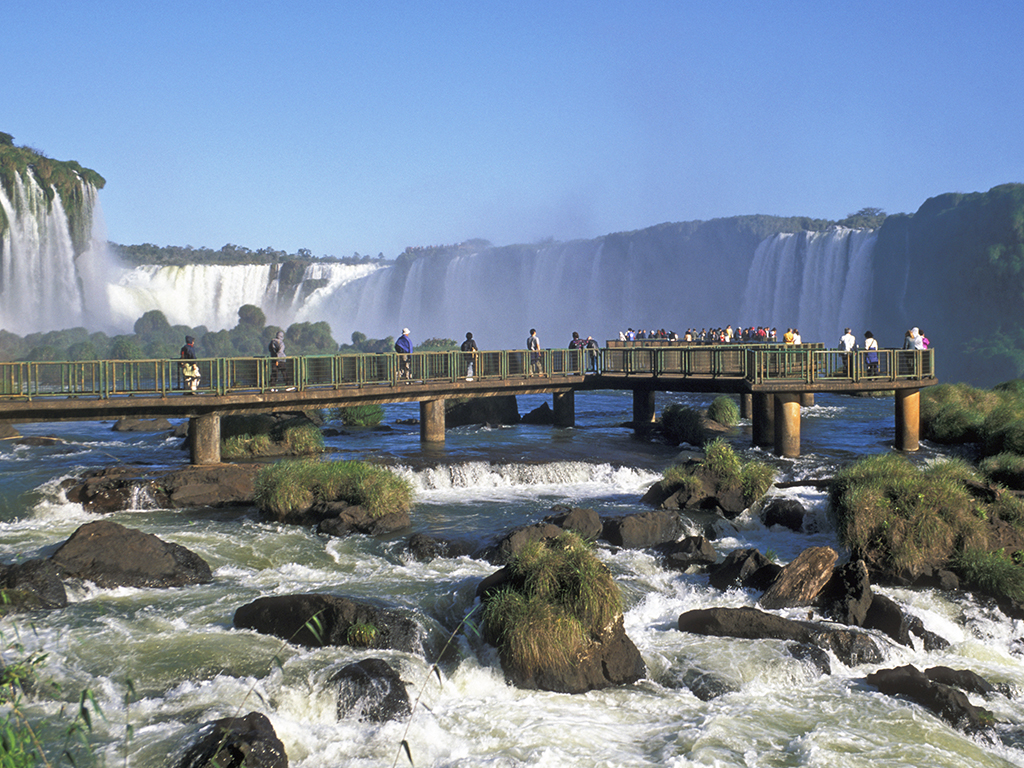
[
  {"left": 741, "top": 228, "right": 878, "bottom": 345},
  {"left": 0, "top": 172, "right": 114, "bottom": 335}
]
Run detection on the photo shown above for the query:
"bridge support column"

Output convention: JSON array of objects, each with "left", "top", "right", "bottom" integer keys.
[
  {"left": 739, "top": 393, "right": 752, "bottom": 420},
  {"left": 774, "top": 393, "right": 801, "bottom": 458},
  {"left": 189, "top": 413, "right": 221, "bottom": 465},
  {"left": 800, "top": 393, "right": 815, "bottom": 407},
  {"left": 895, "top": 388, "right": 920, "bottom": 452},
  {"left": 420, "top": 399, "right": 446, "bottom": 443},
  {"left": 752, "top": 393, "right": 775, "bottom": 447},
  {"left": 633, "top": 388, "right": 656, "bottom": 425},
  {"left": 553, "top": 390, "right": 575, "bottom": 427}
]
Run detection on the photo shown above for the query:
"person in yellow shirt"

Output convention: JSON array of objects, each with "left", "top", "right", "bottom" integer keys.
[{"left": 783, "top": 328, "right": 795, "bottom": 345}]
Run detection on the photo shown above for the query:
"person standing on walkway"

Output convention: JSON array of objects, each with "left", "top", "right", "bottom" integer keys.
[
  {"left": 585, "top": 335, "right": 600, "bottom": 373},
  {"left": 179, "top": 335, "right": 200, "bottom": 392},
  {"left": 395, "top": 327, "right": 413, "bottom": 379},
  {"left": 839, "top": 327, "right": 857, "bottom": 375},
  {"left": 268, "top": 330, "right": 287, "bottom": 388},
  {"left": 864, "top": 331, "right": 879, "bottom": 375},
  {"left": 461, "top": 331, "right": 478, "bottom": 380},
  {"left": 527, "top": 328, "right": 542, "bottom": 375}
]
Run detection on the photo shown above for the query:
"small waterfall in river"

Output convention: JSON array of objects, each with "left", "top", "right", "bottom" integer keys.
[{"left": 742, "top": 227, "right": 878, "bottom": 345}]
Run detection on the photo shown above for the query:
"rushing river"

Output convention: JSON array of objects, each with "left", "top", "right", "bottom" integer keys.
[{"left": 3, "top": 391, "right": 1024, "bottom": 767}]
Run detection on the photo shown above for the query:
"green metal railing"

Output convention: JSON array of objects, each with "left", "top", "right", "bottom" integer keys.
[{"left": 0, "top": 345, "right": 935, "bottom": 401}]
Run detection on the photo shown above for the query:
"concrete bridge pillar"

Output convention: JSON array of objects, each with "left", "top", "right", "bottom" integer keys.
[
  {"left": 420, "top": 399, "right": 446, "bottom": 443},
  {"left": 189, "top": 413, "right": 221, "bottom": 465},
  {"left": 800, "top": 393, "right": 815, "bottom": 407},
  {"left": 895, "top": 388, "right": 920, "bottom": 451},
  {"left": 553, "top": 390, "right": 575, "bottom": 427},
  {"left": 633, "top": 388, "right": 656, "bottom": 424},
  {"left": 739, "top": 393, "right": 752, "bottom": 420},
  {"left": 774, "top": 393, "right": 801, "bottom": 457},
  {"left": 752, "top": 393, "right": 775, "bottom": 447}
]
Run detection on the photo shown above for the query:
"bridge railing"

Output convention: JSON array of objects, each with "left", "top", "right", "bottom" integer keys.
[
  {"left": 0, "top": 348, "right": 590, "bottom": 400},
  {"left": 744, "top": 348, "right": 935, "bottom": 385}
]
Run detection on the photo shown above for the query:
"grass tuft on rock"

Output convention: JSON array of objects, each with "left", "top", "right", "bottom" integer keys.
[
  {"left": 254, "top": 460, "right": 412, "bottom": 519},
  {"left": 220, "top": 413, "right": 324, "bottom": 459},
  {"left": 829, "top": 453, "right": 986, "bottom": 574},
  {"left": 483, "top": 531, "right": 623, "bottom": 672},
  {"left": 920, "top": 380, "right": 1024, "bottom": 453},
  {"left": 706, "top": 396, "right": 740, "bottom": 426},
  {"left": 951, "top": 548, "right": 1024, "bottom": 603}
]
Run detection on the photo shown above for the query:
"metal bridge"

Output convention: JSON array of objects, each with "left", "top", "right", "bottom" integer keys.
[{"left": 0, "top": 343, "right": 936, "bottom": 463}]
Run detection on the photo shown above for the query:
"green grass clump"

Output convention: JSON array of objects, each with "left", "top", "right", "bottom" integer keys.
[
  {"left": 483, "top": 531, "right": 623, "bottom": 673},
  {"left": 328, "top": 404, "right": 385, "bottom": 427},
  {"left": 706, "top": 396, "right": 740, "bottom": 426},
  {"left": 980, "top": 452, "right": 1024, "bottom": 491},
  {"left": 951, "top": 548, "right": 1024, "bottom": 603},
  {"left": 346, "top": 621, "right": 379, "bottom": 648},
  {"left": 220, "top": 414, "right": 324, "bottom": 459},
  {"left": 660, "top": 404, "right": 705, "bottom": 445},
  {"left": 701, "top": 438, "right": 741, "bottom": 480},
  {"left": 254, "top": 459, "right": 413, "bottom": 519},
  {"left": 829, "top": 454, "right": 985, "bottom": 574},
  {"left": 660, "top": 438, "right": 775, "bottom": 506},
  {"left": 920, "top": 380, "right": 1024, "bottom": 454}
]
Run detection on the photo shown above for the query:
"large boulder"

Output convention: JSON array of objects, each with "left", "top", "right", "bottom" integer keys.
[
  {"left": 0, "top": 558, "right": 67, "bottom": 612},
  {"left": 601, "top": 510, "right": 682, "bottom": 548},
  {"left": 314, "top": 503, "right": 410, "bottom": 537},
  {"left": 174, "top": 712, "right": 287, "bottom": 768},
  {"left": 761, "top": 498, "right": 807, "bottom": 531},
  {"left": 821, "top": 559, "right": 873, "bottom": 626},
  {"left": 112, "top": 417, "right": 173, "bottom": 432},
  {"left": 866, "top": 665, "right": 993, "bottom": 732},
  {"left": 652, "top": 536, "right": 718, "bottom": 571},
  {"left": 50, "top": 520, "right": 212, "bottom": 589},
  {"left": 543, "top": 506, "right": 603, "bottom": 541},
  {"left": 445, "top": 396, "right": 520, "bottom": 427},
  {"left": 678, "top": 606, "right": 883, "bottom": 667},
  {"left": 759, "top": 547, "right": 838, "bottom": 609},
  {"left": 405, "top": 533, "right": 476, "bottom": 562},
  {"left": 62, "top": 464, "right": 260, "bottom": 513},
  {"left": 332, "top": 658, "right": 411, "bottom": 722},
  {"left": 640, "top": 461, "right": 748, "bottom": 518},
  {"left": 708, "top": 548, "right": 779, "bottom": 592},
  {"left": 233, "top": 594, "right": 422, "bottom": 655}
]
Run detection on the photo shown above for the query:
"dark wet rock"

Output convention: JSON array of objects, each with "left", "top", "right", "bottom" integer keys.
[
  {"left": 332, "top": 658, "right": 411, "bottom": 722},
  {"left": 925, "top": 666, "right": 1000, "bottom": 698},
  {"left": 863, "top": 592, "right": 913, "bottom": 646},
  {"left": 61, "top": 464, "right": 261, "bottom": 513},
  {"left": 786, "top": 642, "right": 831, "bottom": 675},
  {"left": 481, "top": 523, "right": 564, "bottom": 565},
  {"left": 15, "top": 436, "right": 63, "bottom": 447},
  {"left": 174, "top": 711, "right": 287, "bottom": 768},
  {"left": 708, "top": 548, "right": 776, "bottom": 591},
  {"left": 907, "top": 612, "right": 951, "bottom": 651},
  {"left": 601, "top": 510, "right": 682, "bottom": 549},
  {"left": 544, "top": 506, "right": 603, "bottom": 541},
  {"left": 312, "top": 504, "right": 410, "bottom": 536},
  {"left": 866, "top": 664, "right": 993, "bottom": 732},
  {"left": 112, "top": 417, "right": 173, "bottom": 432},
  {"left": 678, "top": 606, "right": 883, "bottom": 667},
  {"left": 521, "top": 402, "right": 554, "bottom": 425},
  {"left": 760, "top": 547, "right": 838, "bottom": 610},
  {"left": 50, "top": 520, "right": 212, "bottom": 589},
  {"left": 0, "top": 422, "right": 18, "bottom": 439},
  {"left": 0, "top": 558, "right": 67, "bottom": 611},
  {"left": 640, "top": 460, "right": 749, "bottom": 519},
  {"left": 680, "top": 667, "right": 740, "bottom": 701},
  {"left": 821, "top": 559, "right": 873, "bottom": 627},
  {"left": 761, "top": 498, "right": 806, "bottom": 531},
  {"left": 406, "top": 533, "right": 476, "bottom": 562},
  {"left": 445, "top": 395, "right": 521, "bottom": 427},
  {"left": 652, "top": 535, "right": 719, "bottom": 571},
  {"left": 493, "top": 613, "right": 646, "bottom": 694},
  {"left": 233, "top": 593, "right": 421, "bottom": 655}
]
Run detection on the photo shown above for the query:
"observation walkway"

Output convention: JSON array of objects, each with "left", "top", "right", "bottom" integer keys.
[{"left": 0, "top": 343, "right": 937, "bottom": 464}]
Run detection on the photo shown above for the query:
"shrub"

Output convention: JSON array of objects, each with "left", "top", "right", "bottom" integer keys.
[
  {"left": 706, "top": 396, "right": 740, "bottom": 426},
  {"left": 980, "top": 452, "right": 1024, "bottom": 491},
  {"left": 335, "top": 404, "right": 385, "bottom": 427},
  {"left": 220, "top": 414, "right": 324, "bottom": 459},
  {"left": 254, "top": 460, "right": 413, "bottom": 518},
  {"left": 951, "top": 548, "right": 1024, "bottom": 603},
  {"left": 483, "top": 531, "right": 623, "bottom": 672},
  {"left": 660, "top": 404, "right": 704, "bottom": 445},
  {"left": 829, "top": 454, "right": 985, "bottom": 574}
]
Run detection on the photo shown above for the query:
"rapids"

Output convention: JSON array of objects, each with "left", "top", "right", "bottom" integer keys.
[{"left": 2, "top": 391, "right": 1024, "bottom": 767}]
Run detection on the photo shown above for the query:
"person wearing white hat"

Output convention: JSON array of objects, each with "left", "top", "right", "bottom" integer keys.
[{"left": 395, "top": 327, "right": 413, "bottom": 379}]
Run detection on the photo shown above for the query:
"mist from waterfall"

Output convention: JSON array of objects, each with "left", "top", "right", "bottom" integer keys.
[
  {"left": 0, "top": 172, "right": 115, "bottom": 335},
  {"left": 742, "top": 228, "right": 878, "bottom": 345}
]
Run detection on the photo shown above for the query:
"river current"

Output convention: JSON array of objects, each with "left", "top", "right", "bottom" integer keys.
[{"left": 3, "top": 391, "right": 1024, "bottom": 767}]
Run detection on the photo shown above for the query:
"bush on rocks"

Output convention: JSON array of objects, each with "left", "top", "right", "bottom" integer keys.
[
  {"left": 706, "top": 396, "right": 740, "bottom": 427},
  {"left": 254, "top": 460, "right": 412, "bottom": 520},
  {"left": 660, "top": 404, "right": 705, "bottom": 445}
]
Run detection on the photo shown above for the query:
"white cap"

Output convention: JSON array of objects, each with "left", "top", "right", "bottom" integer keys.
[{"left": 403, "top": 328, "right": 410, "bottom": 335}]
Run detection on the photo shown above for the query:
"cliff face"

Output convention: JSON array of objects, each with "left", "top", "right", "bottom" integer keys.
[{"left": 871, "top": 183, "right": 1024, "bottom": 386}]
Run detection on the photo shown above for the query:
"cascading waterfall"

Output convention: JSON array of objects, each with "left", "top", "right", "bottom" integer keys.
[
  {"left": 0, "top": 171, "right": 114, "bottom": 335},
  {"left": 741, "top": 227, "right": 878, "bottom": 345}
]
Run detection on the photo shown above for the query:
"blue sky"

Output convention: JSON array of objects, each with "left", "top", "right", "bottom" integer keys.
[{"left": 6, "top": 0, "right": 1023, "bottom": 259}]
